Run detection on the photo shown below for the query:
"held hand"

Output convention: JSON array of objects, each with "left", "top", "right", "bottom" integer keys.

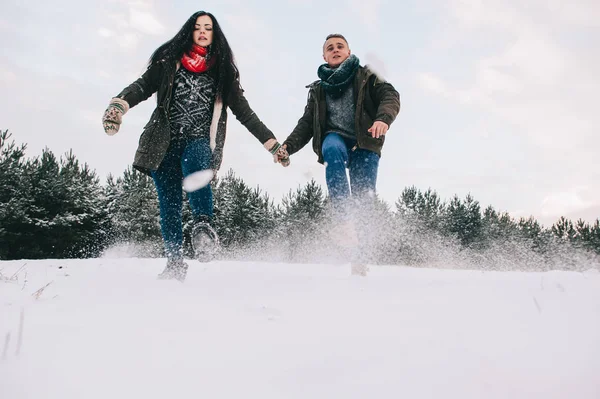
[
  {"left": 264, "top": 139, "right": 291, "bottom": 167},
  {"left": 367, "top": 121, "right": 389, "bottom": 138},
  {"left": 278, "top": 144, "right": 290, "bottom": 167},
  {"left": 102, "top": 98, "right": 130, "bottom": 135}
]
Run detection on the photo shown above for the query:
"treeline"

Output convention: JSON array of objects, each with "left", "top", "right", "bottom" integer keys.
[{"left": 1, "top": 130, "right": 598, "bottom": 270}]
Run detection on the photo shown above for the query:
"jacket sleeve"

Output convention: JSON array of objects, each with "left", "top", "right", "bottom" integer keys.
[
  {"left": 370, "top": 75, "right": 400, "bottom": 127},
  {"left": 227, "top": 79, "right": 276, "bottom": 145},
  {"left": 282, "top": 88, "right": 316, "bottom": 156},
  {"left": 115, "top": 61, "right": 165, "bottom": 108}
]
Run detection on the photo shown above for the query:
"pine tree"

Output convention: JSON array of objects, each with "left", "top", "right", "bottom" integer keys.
[
  {"left": 517, "top": 216, "right": 551, "bottom": 253},
  {"left": 2, "top": 144, "right": 109, "bottom": 259},
  {"left": 587, "top": 219, "right": 600, "bottom": 254},
  {"left": 213, "top": 170, "right": 275, "bottom": 248},
  {"left": 103, "top": 167, "right": 161, "bottom": 253},
  {"left": 552, "top": 216, "right": 576, "bottom": 241},
  {"left": 395, "top": 186, "right": 445, "bottom": 232},
  {"left": 443, "top": 194, "right": 482, "bottom": 248},
  {"left": 275, "top": 179, "right": 327, "bottom": 260},
  {"left": 393, "top": 187, "right": 449, "bottom": 265},
  {"left": 279, "top": 180, "right": 326, "bottom": 231},
  {"left": 480, "top": 205, "right": 518, "bottom": 247},
  {"left": 0, "top": 130, "right": 33, "bottom": 259},
  {"left": 279, "top": 179, "right": 327, "bottom": 225},
  {"left": 568, "top": 218, "right": 600, "bottom": 254},
  {"left": 57, "top": 150, "right": 109, "bottom": 257}
]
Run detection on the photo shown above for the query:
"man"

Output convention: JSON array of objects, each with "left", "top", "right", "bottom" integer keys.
[{"left": 277, "top": 34, "right": 400, "bottom": 273}]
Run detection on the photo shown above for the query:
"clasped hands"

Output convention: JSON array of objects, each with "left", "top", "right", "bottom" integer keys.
[
  {"left": 266, "top": 121, "right": 388, "bottom": 167},
  {"left": 264, "top": 139, "right": 290, "bottom": 167}
]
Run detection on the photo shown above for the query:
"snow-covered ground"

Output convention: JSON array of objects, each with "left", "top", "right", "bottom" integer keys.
[{"left": 1, "top": 258, "right": 599, "bottom": 399}]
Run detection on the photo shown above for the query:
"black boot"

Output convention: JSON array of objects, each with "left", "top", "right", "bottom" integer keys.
[
  {"left": 191, "top": 215, "right": 219, "bottom": 262},
  {"left": 157, "top": 258, "right": 189, "bottom": 282}
]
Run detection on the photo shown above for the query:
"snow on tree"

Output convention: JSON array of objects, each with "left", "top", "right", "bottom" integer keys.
[{"left": 103, "top": 167, "right": 162, "bottom": 256}]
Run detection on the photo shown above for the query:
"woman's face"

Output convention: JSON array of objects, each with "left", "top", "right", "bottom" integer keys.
[{"left": 193, "top": 15, "right": 214, "bottom": 47}]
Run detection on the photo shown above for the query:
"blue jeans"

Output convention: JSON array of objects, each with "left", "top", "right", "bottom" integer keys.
[
  {"left": 151, "top": 137, "right": 213, "bottom": 260},
  {"left": 321, "top": 133, "right": 380, "bottom": 215}
]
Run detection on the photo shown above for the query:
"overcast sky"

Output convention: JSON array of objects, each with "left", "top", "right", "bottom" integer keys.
[{"left": 1, "top": 0, "right": 598, "bottom": 226}]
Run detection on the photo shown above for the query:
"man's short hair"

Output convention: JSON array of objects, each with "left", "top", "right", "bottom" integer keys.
[{"left": 324, "top": 33, "right": 348, "bottom": 46}]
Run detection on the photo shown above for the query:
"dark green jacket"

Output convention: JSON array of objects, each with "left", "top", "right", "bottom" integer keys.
[
  {"left": 283, "top": 65, "right": 400, "bottom": 163},
  {"left": 116, "top": 59, "right": 275, "bottom": 175}
]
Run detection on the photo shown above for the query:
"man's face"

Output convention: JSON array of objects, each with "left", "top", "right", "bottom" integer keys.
[{"left": 323, "top": 37, "right": 351, "bottom": 67}]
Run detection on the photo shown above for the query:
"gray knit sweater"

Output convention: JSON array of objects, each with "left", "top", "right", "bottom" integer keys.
[{"left": 324, "top": 85, "right": 356, "bottom": 140}]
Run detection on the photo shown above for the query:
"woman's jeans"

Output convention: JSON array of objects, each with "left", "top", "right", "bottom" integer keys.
[{"left": 151, "top": 137, "right": 212, "bottom": 260}]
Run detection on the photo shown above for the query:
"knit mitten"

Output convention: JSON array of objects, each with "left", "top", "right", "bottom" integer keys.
[
  {"left": 102, "top": 98, "right": 130, "bottom": 135},
  {"left": 263, "top": 138, "right": 290, "bottom": 167}
]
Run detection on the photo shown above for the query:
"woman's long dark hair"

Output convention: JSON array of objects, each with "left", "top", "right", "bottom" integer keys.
[{"left": 149, "top": 11, "right": 239, "bottom": 103}]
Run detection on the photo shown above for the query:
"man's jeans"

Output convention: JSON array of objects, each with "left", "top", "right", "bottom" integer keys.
[
  {"left": 321, "top": 133, "right": 380, "bottom": 215},
  {"left": 151, "top": 137, "right": 212, "bottom": 260}
]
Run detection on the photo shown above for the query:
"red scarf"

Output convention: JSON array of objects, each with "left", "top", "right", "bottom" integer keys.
[{"left": 181, "top": 44, "right": 215, "bottom": 73}]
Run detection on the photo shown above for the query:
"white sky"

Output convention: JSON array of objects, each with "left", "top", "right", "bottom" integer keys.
[{"left": 0, "top": 0, "right": 599, "bottom": 226}]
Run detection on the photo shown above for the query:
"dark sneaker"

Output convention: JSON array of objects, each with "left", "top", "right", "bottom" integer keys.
[
  {"left": 157, "top": 258, "right": 189, "bottom": 282},
  {"left": 191, "top": 222, "right": 219, "bottom": 262}
]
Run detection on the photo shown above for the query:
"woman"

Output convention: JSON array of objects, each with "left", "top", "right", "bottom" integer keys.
[{"left": 102, "top": 11, "right": 289, "bottom": 282}]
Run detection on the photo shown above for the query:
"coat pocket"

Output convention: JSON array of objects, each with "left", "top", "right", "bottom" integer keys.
[
  {"left": 137, "top": 126, "right": 154, "bottom": 153},
  {"left": 137, "top": 113, "right": 164, "bottom": 153}
]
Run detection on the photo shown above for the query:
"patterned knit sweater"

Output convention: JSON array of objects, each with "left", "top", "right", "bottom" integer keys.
[{"left": 169, "top": 67, "right": 216, "bottom": 141}]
